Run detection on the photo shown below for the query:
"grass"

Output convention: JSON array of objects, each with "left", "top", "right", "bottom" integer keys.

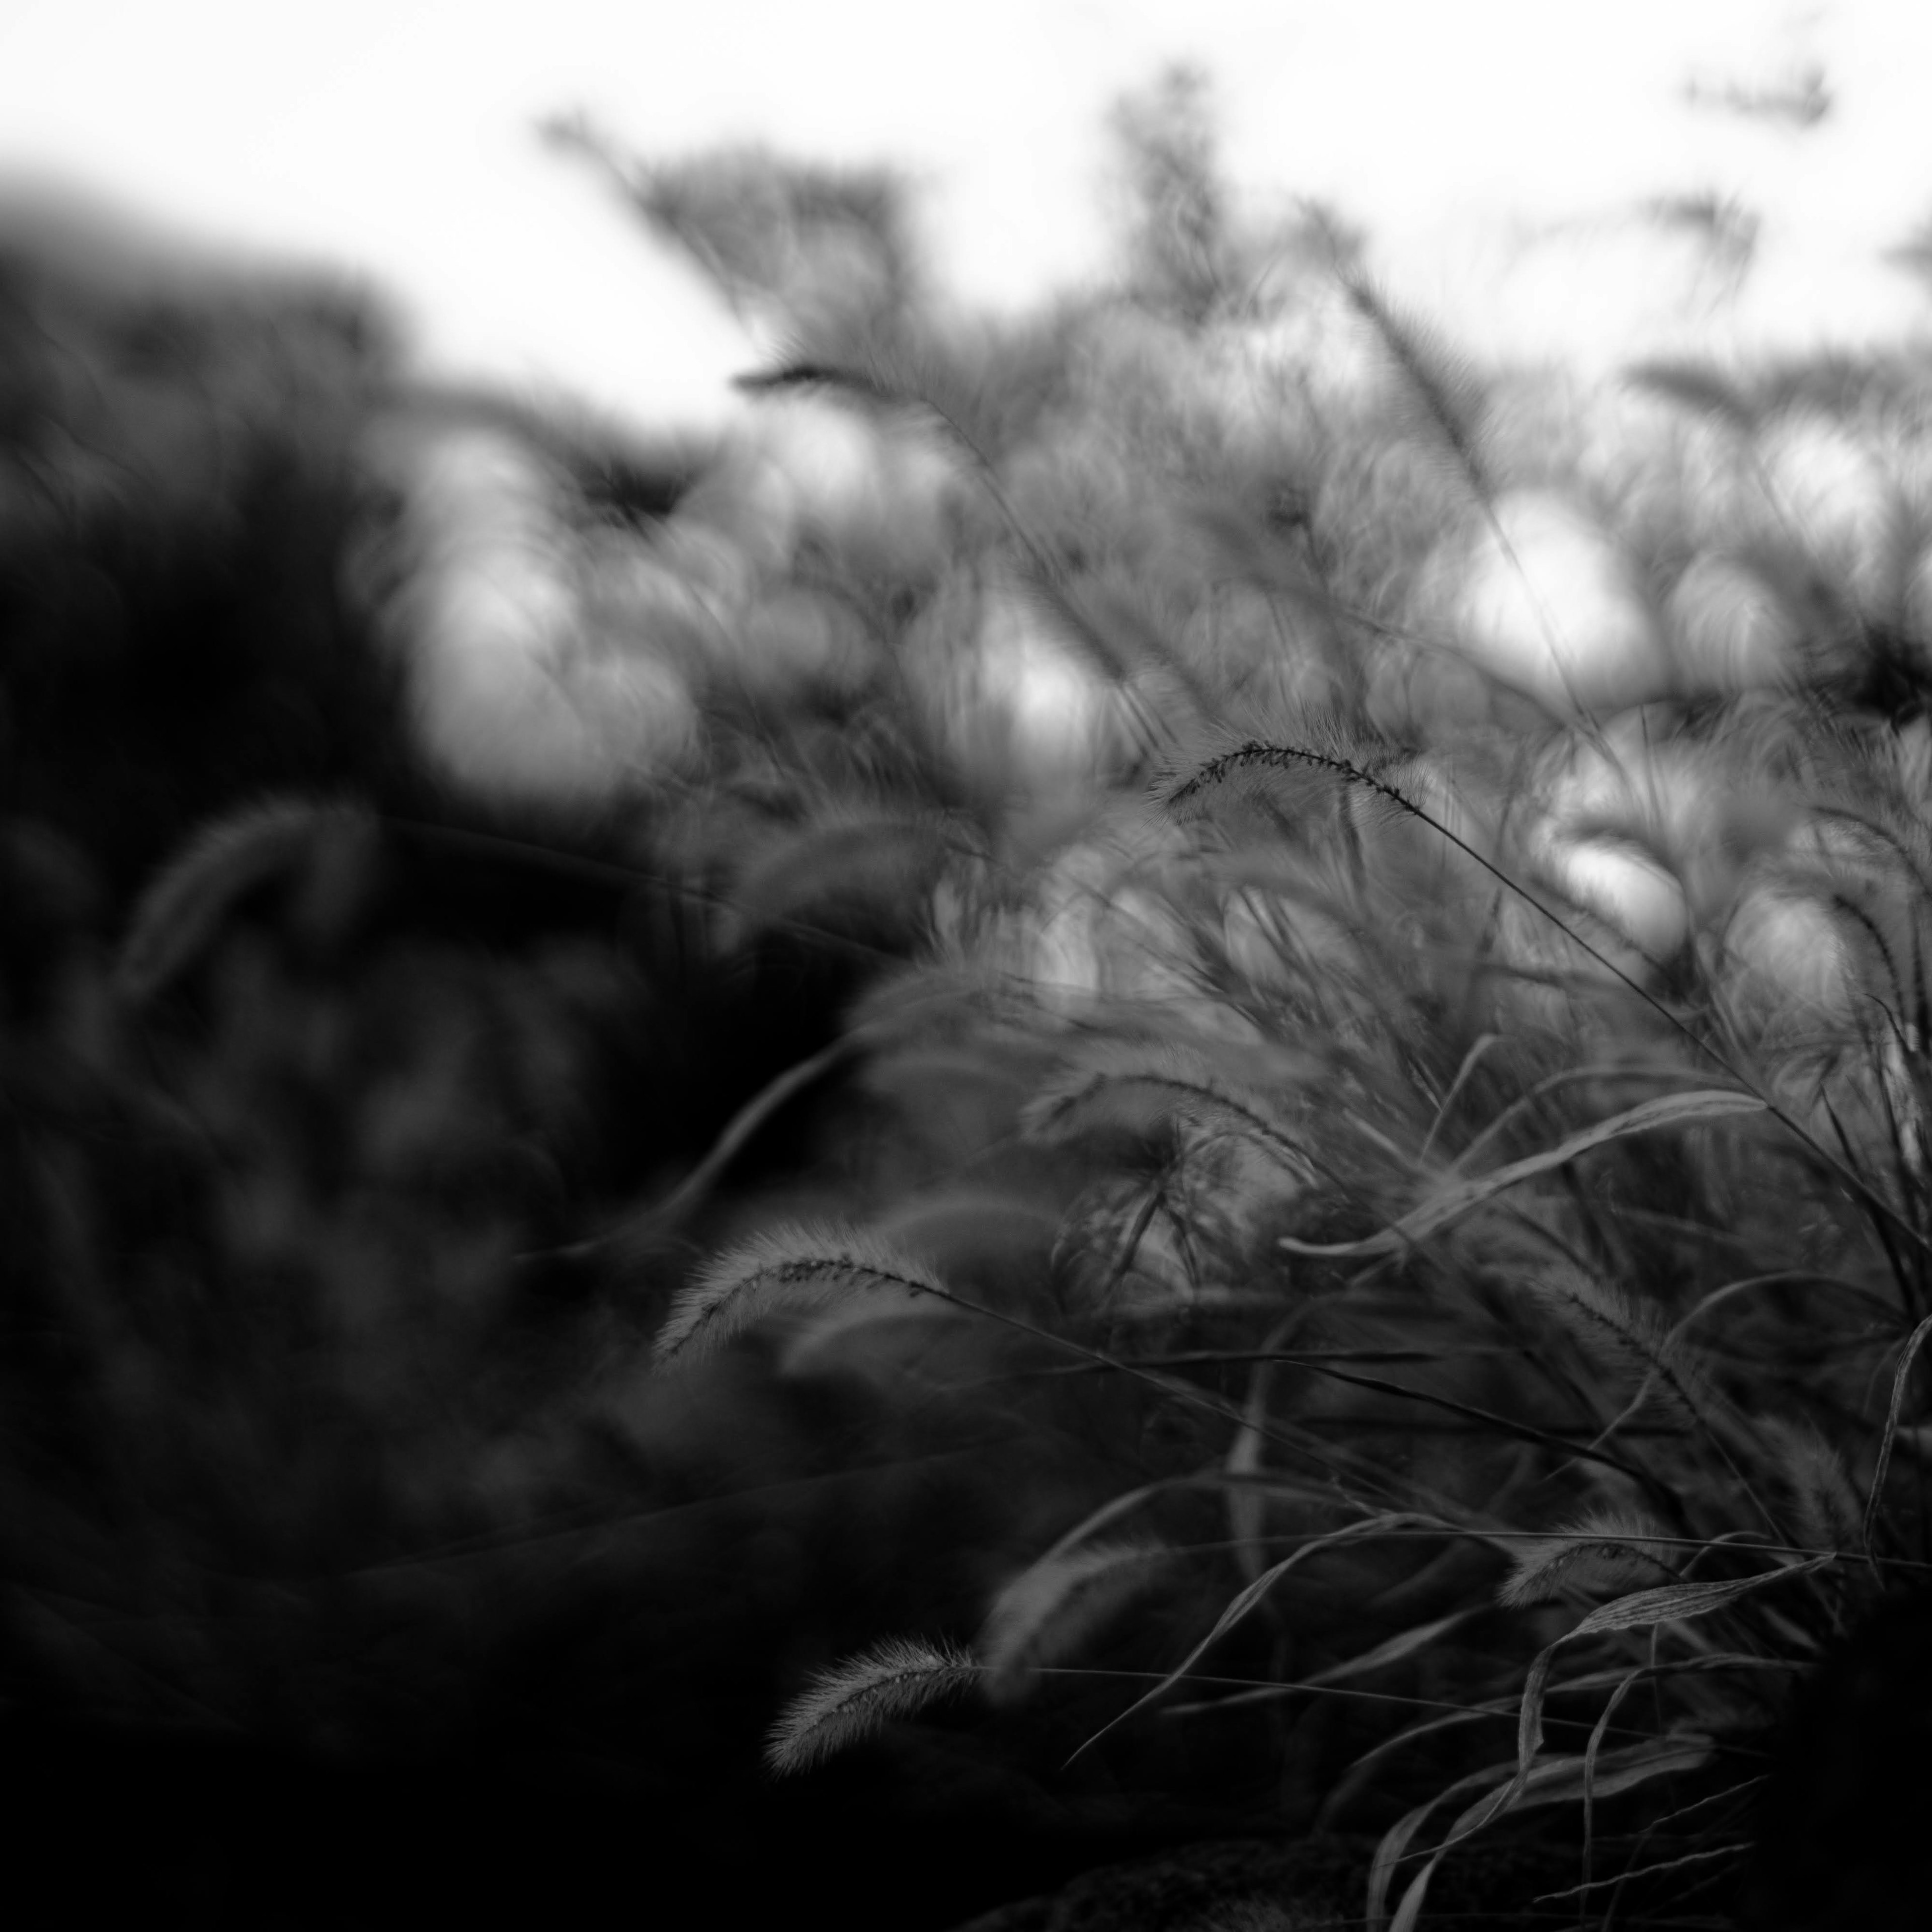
[{"left": 8, "top": 86, "right": 1932, "bottom": 1930}]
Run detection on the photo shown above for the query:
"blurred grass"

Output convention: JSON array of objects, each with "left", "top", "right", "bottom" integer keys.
[{"left": 7, "top": 86, "right": 1932, "bottom": 1930}]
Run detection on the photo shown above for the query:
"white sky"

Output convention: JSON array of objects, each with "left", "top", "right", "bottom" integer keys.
[{"left": 3, "top": 0, "right": 1929, "bottom": 437}]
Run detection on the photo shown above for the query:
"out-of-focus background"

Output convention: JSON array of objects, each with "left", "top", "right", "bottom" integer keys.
[{"left": 4, "top": 0, "right": 1927, "bottom": 435}]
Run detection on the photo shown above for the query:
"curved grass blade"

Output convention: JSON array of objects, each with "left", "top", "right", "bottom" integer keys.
[
  {"left": 1279, "top": 1090, "right": 1767, "bottom": 1259},
  {"left": 1862, "top": 1311, "right": 1932, "bottom": 1563},
  {"left": 1380, "top": 1737, "right": 1713, "bottom": 1932},
  {"left": 1066, "top": 1512, "right": 1446, "bottom": 1764}
]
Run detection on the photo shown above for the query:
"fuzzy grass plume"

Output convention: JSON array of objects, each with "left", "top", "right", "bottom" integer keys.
[
  {"left": 976, "top": 1537, "right": 1170, "bottom": 1706},
  {"left": 1495, "top": 1509, "right": 1679, "bottom": 1609},
  {"left": 765, "top": 1635, "right": 984, "bottom": 1776},
  {"left": 1340, "top": 271, "right": 1493, "bottom": 501},
  {"left": 1021, "top": 1037, "right": 1318, "bottom": 1184},
  {"left": 117, "top": 795, "right": 376, "bottom": 1003},
  {"left": 653, "top": 1223, "right": 951, "bottom": 1367}
]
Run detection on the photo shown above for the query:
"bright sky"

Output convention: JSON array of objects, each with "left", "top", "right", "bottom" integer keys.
[{"left": 4, "top": 0, "right": 1929, "bottom": 437}]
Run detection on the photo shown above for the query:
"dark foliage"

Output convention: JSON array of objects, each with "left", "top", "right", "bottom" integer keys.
[
  {"left": 0, "top": 207, "right": 1099, "bottom": 1931},
  {"left": 1740, "top": 1582, "right": 1932, "bottom": 1932}
]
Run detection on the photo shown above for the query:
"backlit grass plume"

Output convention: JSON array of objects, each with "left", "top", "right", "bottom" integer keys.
[
  {"left": 653, "top": 1223, "right": 951, "bottom": 1367},
  {"left": 765, "top": 1636, "right": 984, "bottom": 1776},
  {"left": 1761, "top": 1416, "right": 1865, "bottom": 1557},
  {"left": 1521, "top": 1263, "right": 1722, "bottom": 1433},
  {"left": 1340, "top": 270, "right": 1493, "bottom": 501},
  {"left": 1495, "top": 1509, "right": 1679, "bottom": 1609},
  {"left": 1157, "top": 717, "right": 1424, "bottom": 833}
]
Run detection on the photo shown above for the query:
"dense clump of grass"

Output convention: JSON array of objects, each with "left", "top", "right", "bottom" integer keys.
[
  {"left": 10, "top": 75, "right": 1932, "bottom": 1931},
  {"left": 659, "top": 91, "right": 1932, "bottom": 1932}
]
